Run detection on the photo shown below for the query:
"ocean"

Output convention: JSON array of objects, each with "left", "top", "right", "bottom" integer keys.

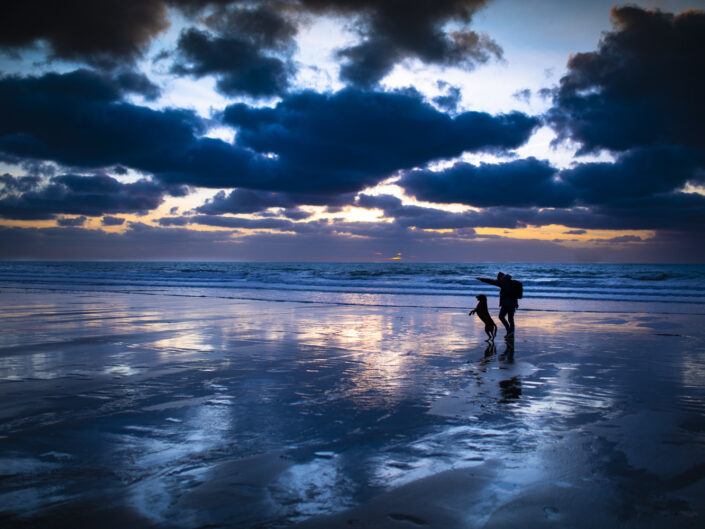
[{"left": 1, "top": 261, "right": 704, "bottom": 314}]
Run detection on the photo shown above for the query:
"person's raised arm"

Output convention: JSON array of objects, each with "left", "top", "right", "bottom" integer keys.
[{"left": 476, "top": 277, "right": 500, "bottom": 287}]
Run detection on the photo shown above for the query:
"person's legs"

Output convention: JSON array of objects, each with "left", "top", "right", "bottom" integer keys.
[
  {"left": 506, "top": 307, "right": 515, "bottom": 334},
  {"left": 498, "top": 306, "right": 510, "bottom": 332},
  {"left": 499, "top": 306, "right": 515, "bottom": 335}
]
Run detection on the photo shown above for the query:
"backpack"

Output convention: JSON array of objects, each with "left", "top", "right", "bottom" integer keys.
[{"left": 510, "top": 279, "right": 523, "bottom": 299}]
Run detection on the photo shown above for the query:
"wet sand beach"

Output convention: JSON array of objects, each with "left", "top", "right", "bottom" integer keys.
[{"left": 1, "top": 290, "right": 704, "bottom": 528}]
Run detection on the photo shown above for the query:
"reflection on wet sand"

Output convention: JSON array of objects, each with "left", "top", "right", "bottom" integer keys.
[{"left": 0, "top": 291, "right": 704, "bottom": 528}]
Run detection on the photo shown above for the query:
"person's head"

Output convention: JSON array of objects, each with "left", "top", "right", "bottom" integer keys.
[{"left": 497, "top": 272, "right": 505, "bottom": 280}]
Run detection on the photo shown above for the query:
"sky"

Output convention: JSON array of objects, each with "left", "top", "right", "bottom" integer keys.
[{"left": 0, "top": 0, "right": 704, "bottom": 262}]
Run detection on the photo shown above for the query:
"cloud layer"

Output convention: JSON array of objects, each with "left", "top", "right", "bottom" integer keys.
[
  {"left": 547, "top": 6, "right": 705, "bottom": 154},
  {"left": 0, "top": 4, "right": 703, "bottom": 262},
  {"left": 0, "top": 173, "right": 182, "bottom": 220}
]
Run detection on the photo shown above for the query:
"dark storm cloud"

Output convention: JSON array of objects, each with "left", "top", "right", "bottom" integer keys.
[
  {"left": 503, "top": 189, "right": 705, "bottom": 232},
  {"left": 0, "top": 0, "right": 277, "bottom": 67},
  {"left": 294, "top": 0, "right": 499, "bottom": 86},
  {"left": 202, "top": 4, "right": 298, "bottom": 50},
  {"left": 172, "top": 28, "right": 294, "bottom": 97},
  {"left": 356, "top": 194, "right": 519, "bottom": 230},
  {"left": 221, "top": 88, "right": 539, "bottom": 193},
  {"left": 589, "top": 192, "right": 705, "bottom": 231},
  {"left": 0, "top": 174, "right": 41, "bottom": 193},
  {"left": 56, "top": 216, "right": 86, "bottom": 227},
  {"left": 114, "top": 71, "right": 161, "bottom": 101},
  {"left": 196, "top": 188, "right": 354, "bottom": 214},
  {"left": 0, "top": 174, "right": 173, "bottom": 220},
  {"left": 0, "top": 0, "right": 169, "bottom": 66},
  {"left": 547, "top": 6, "right": 705, "bottom": 153},
  {"left": 0, "top": 68, "right": 256, "bottom": 191},
  {"left": 1, "top": 70, "right": 537, "bottom": 196},
  {"left": 560, "top": 146, "right": 704, "bottom": 204},
  {"left": 358, "top": 179, "right": 705, "bottom": 233},
  {"left": 2, "top": 0, "right": 499, "bottom": 88},
  {"left": 397, "top": 144, "right": 705, "bottom": 232},
  {"left": 0, "top": 69, "right": 202, "bottom": 169},
  {"left": 400, "top": 157, "right": 568, "bottom": 208},
  {"left": 101, "top": 215, "right": 126, "bottom": 226}
]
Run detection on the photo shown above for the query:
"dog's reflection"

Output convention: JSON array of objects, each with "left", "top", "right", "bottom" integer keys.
[{"left": 483, "top": 341, "right": 497, "bottom": 359}]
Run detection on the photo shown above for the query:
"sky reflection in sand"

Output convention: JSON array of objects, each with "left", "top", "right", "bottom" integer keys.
[{"left": 0, "top": 291, "right": 704, "bottom": 527}]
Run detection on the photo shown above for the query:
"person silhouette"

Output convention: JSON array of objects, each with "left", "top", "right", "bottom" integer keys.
[{"left": 476, "top": 272, "right": 518, "bottom": 339}]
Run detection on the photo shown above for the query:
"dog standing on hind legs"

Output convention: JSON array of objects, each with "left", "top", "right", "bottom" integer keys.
[{"left": 469, "top": 294, "right": 497, "bottom": 342}]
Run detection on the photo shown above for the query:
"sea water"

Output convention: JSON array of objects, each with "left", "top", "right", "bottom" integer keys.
[{"left": 1, "top": 261, "right": 704, "bottom": 314}]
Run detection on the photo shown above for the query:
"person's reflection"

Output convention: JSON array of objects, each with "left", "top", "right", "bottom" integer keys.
[
  {"left": 499, "top": 335, "right": 514, "bottom": 362},
  {"left": 498, "top": 336, "right": 520, "bottom": 401}
]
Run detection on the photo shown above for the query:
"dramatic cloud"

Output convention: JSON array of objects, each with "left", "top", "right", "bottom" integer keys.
[
  {"left": 0, "top": 174, "right": 177, "bottom": 220},
  {"left": 0, "top": 1, "right": 292, "bottom": 67},
  {"left": 0, "top": 0, "right": 169, "bottom": 66},
  {"left": 0, "top": 174, "right": 41, "bottom": 193},
  {"left": 172, "top": 27, "right": 294, "bottom": 97},
  {"left": 0, "top": 70, "right": 537, "bottom": 197},
  {"left": 486, "top": 191, "right": 705, "bottom": 232},
  {"left": 221, "top": 88, "right": 539, "bottom": 193},
  {"left": 1, "top": 0, "right": 501, "bottom": 89},
  {"left": 584, "top": 192, "right": 705, "bottom": 231},
  {"left": 547, "top": 6, "right": 705, "bottom": 153},
  {"left": 400, "top": 157, "right": 568, "bottom": 208},
  {"left": 294, "top": 0, "right": 500, "bottom": 86},
  {"left": 532, "top": 6, "right": 705, "bottom": 236},
  {"left": 397, "top": 145, "right": 705, "bottom": 233},
  {"left": 357, "top": 194, "right": 517, "bottom": 230},
  {"left": 1, "top": 2, "right": 702, "bottom": 262},
  {"left": 202, "top": 4, "right": 298, "bottom": 50},
  {"left": 196, "top": 188, "right": 354, "bottom": 214},
  {"left": 113, "top": 70, "right": 161, "bottom": 100},
  {"left": 0, "top": 69, "right": 202, "bottom": 169},
  {"left": 560, "top": 146, "right": 705, "bottom": 204}
]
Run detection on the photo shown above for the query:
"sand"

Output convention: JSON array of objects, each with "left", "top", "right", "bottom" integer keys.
[{"left": 0, "top": 290, "right": 704, "bottom": 528}]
